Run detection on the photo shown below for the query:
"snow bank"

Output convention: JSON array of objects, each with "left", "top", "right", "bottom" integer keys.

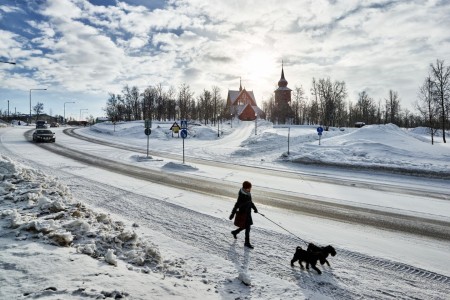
[
  {"left": 284, "top": 124, "right": 450, "bottom": 175},
  {"left": 0, "top": 155, "right": 161, "bottom": 270}
]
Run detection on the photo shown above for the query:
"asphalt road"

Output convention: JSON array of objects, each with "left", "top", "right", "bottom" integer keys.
[{"left": 22, "top": 127, "right": 450, "bottom": 241}]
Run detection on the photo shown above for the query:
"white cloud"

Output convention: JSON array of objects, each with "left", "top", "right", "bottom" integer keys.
[{"left": 1, "top": 0, "right": 450, "bottom": 116}]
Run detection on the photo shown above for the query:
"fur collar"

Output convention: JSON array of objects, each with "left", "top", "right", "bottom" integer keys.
[{"left": 240, "top": 188, "right": 251, "bottom": 196}]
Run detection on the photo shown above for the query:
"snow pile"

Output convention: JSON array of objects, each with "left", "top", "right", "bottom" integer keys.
[
  {"left": 0, "top": 155, "right": 161, "bottom": 269},
  {"left": 285, "top": 124, "right": 450, "bottom": 175},
  {"left": 162, "top": 162, "right": 199, "bottom": 171}
]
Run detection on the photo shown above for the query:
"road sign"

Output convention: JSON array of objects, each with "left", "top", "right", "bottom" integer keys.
[
  {"left": 170, "top": 122, "right": 181, "bottom": 137},
  {"left": 145, "top": 128, "right": 152, "bottom": 136},
  {"left": 145, "top": 119, "right": 152, "bottom": 128},
  {"left": 181, "top": 120, "right": 187, "bottom": 129},
  {"left": 180, "top": 129, "right": 188, "bottom": 139},
  {"left": 317, "top": 126, "right": 324, "bottom": 133},
  {"left": 318, "top": 132, "right": 322, "bottom": 136},
  {"left": 170, "top": 122, "right": 181, "bottom": 134}
]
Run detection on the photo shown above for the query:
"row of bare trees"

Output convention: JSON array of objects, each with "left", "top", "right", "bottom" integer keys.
[
  {"left": 105, "top": 84, "right": 226, "bottom": 125},
  {"left": 261, "top": 59, "right": 449, "bottom": 143},
  {"left": 262, "top": 81, "right": 408, "bottom": 128},
  {"left": 417, "top": 59, "right": 450, "bottom": 144},
  {"left": 104, "top": 59, "right": 449, "bottom": 144}
]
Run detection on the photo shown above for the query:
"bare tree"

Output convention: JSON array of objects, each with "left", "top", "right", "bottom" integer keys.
[
  {"left": 165, "top": 86, "right": 177, "bottom": 121},
  {"left": 105, "top": 93, "right": 121, "bottom": 121},
  {"left": 417, "top": 76, "right": 439, "bottom": 144},
  {"left": 355, "top": 91, "right": 375, "bottom": 124},
  {"left": 211, "top": 86, "right": 222, "bottom": 125},
  {"left": 385, "top": 90, "right": 401, "bottom": 124},
  {"left": 198, "top": 89, "right": 213, "bottom": 125},
  {"left": 178, "top": 83, "right": 194, "bottom": 120},
  {"left": 292, "top": 86, "right": 306, "bottom": 125},
  {"left": 33, "top": 102, "right": 44, "bottom": 120},
  {"left": 141, "top": 86, "right": 156, "bottom": 120},
  {"left": 430, "top": 59, "right": 450, "bottom": 143},
  {"left": 262, "top": 95, "right": 275, "bottom": 122},
  {"left": 311, "top": 77, "right": 347, "bottom": 128}
]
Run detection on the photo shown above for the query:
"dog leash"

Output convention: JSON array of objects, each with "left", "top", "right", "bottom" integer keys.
[{"left": 257, "top": 212, "right": 309, "bottom": 246}]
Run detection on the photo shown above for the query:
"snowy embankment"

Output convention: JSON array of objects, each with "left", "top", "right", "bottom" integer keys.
[
  {"left": 1, "top": 122, "right": 450, "bottom": 299},
  {"left": 0, "top": 155, "right": 160, "bottom": 268},
  {"left": 83, "top": 121, "right": 450, "bottom": 177},
  {"left": 279, "top": 124, "right": 449, "bottom": 176},
  {"left": 0, "top": 155, "right": 200, "bottom": 298}
]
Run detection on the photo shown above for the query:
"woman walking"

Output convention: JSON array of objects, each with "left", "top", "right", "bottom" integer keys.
[{"left": 229, "top": 181, "right": 258, "bottom": 249}]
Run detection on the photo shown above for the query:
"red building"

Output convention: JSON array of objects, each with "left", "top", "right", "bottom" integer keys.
[
  {"left": 275, "top": 64, "right": 292, "bottom": 104},
  {"left": 273, "top": 63, "right": 293, "bottom": 124},
  {"left": 225, "top": 79, "right": 264, "bottom": 121}
]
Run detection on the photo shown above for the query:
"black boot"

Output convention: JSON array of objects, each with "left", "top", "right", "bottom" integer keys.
[
  {"left": 244, "top": 236, "right": 253, "bottom": 248},
  {"left": 231, "top": 230, "right": 237, "bottom": 239}
]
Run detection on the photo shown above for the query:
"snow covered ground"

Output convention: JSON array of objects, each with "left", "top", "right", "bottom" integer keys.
[{"left": 1, "top": 120, "right": 449, "bottom": 299}]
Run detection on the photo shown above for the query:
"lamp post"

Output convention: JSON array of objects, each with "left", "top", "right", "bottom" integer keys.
[
  {"left": 288, "top": 126, "right": 290, "bottom": 155},
  {"left": 7, "top": 100, "right": 9, "bottom": 123},
  {"left": 230, "top": 113, "right": 233, "bottom": 128},
  {"left": 64, "top": 101, "right": 75, "bottom": 125},
  {"left": 80, "top": 109, "right": 88, "bottom": 121},
  {"left": 29, "top": 88, "right": 47, "bottom": 125},
  {"left": 255, "top": 113, "right": 257, "bottom": 135},
  {"left": 217, "top": 114, "right": 220, "bottom": 137}
]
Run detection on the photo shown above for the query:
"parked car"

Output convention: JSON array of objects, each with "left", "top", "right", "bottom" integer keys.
[
  {"left": 33, "top": 129, "right": 55, "bottom": 143},
  {"left": 36, "top": 120, "right": 48, "bottom": 128},
  {"left": 50, "top": 122, "right": 60, "bottom": 127}
]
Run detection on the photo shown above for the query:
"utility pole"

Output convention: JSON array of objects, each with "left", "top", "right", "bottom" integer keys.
[{"left": 64, "top": 101, "right": 75, "bottom": 125}]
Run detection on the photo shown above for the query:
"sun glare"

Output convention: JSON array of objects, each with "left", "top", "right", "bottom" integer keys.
[
  {"left": 242, "top": 50, "right": 275, "bottom": 80},
  {"left": 238, "top": 50, "right": 279, "bottom": 100}
]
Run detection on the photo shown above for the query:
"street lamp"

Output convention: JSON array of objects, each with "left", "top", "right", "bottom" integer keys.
[
  {"left": 217, "top": 114, "right": 220, "bottom": 137},
  {"left": 230, "top": 113, "right": 233, "bottom": 128},
  {"left": 29, "top": 88, "right": 47, "bottom": 125},
  {"left": 80, "top": 109, "right": 88, "bottom": 121},
  {"left": 64, "top": 101, "right": 75, "bottom": 125},
  {"left": 7, "top": 100, "right": 9, "bottom": 123},
  {"left": 255, "top": 112, "right": 257, "bottom": 135}
]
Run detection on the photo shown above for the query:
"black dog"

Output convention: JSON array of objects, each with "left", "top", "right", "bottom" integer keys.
[
  {"left": 307, "top": 243, "right": 336, "bottom": 267},
  {"left": 290, "top": 246, "right": 323, "bottom": 274}
]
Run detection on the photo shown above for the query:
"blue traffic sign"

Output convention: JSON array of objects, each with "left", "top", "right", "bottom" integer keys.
[
  {"left": 180, "top": 129, "right": 188, "bottom": 139},
  {"left": 181, "top": 120, "right": 187, "bottom": 129},
  {"left": 318, "top": 132, "right": 322, "bottom": 136},
  {"left": 317, "top": 126, "right": 324, "bottom": 133}
]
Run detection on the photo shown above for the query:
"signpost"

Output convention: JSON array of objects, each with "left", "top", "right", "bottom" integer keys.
[
  {"left": 288, "top": 126, "right": 290, "bottom": 155},
  {"left": 180, "top": 120, "right": 187, "bottom": 164},
  {"left": 145, "top": 119, "right": 152, "bottom": 158},
  {"left": 317, "top": 126, "right": 323, "bottom": 145}
]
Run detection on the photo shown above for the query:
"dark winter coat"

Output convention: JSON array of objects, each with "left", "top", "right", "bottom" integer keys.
[{"left": 231, "top": 188, "right": 257, "bottom": 227}]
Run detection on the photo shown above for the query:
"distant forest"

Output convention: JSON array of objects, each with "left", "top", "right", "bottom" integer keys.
[{"left": 103, "top": 59, "right": 449, "bottom": 143}]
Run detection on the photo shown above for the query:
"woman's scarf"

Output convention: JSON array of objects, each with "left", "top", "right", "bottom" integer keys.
[{"left": 240, "top": 188, "right": 251, "bottom": 197}]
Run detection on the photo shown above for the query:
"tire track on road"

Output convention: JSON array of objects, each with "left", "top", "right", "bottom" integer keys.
[{"left": 22, "top": 128, "right": 450, "bottom": 241}]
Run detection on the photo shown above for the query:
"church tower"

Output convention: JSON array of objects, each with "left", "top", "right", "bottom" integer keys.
[
  {"left": 274, "top": 62, "right": 292, "bottom": 104},
  {"left": 273, "top": 62, "right": 293, "bottom": 124}
]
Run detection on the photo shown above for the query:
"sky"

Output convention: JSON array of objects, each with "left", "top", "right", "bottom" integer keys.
[
  {"left": 1, "top": 0, "right": 450, "bottom": 119},
  {"left": 0, "top": 121, "right": 449, "bottom": 299}
]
